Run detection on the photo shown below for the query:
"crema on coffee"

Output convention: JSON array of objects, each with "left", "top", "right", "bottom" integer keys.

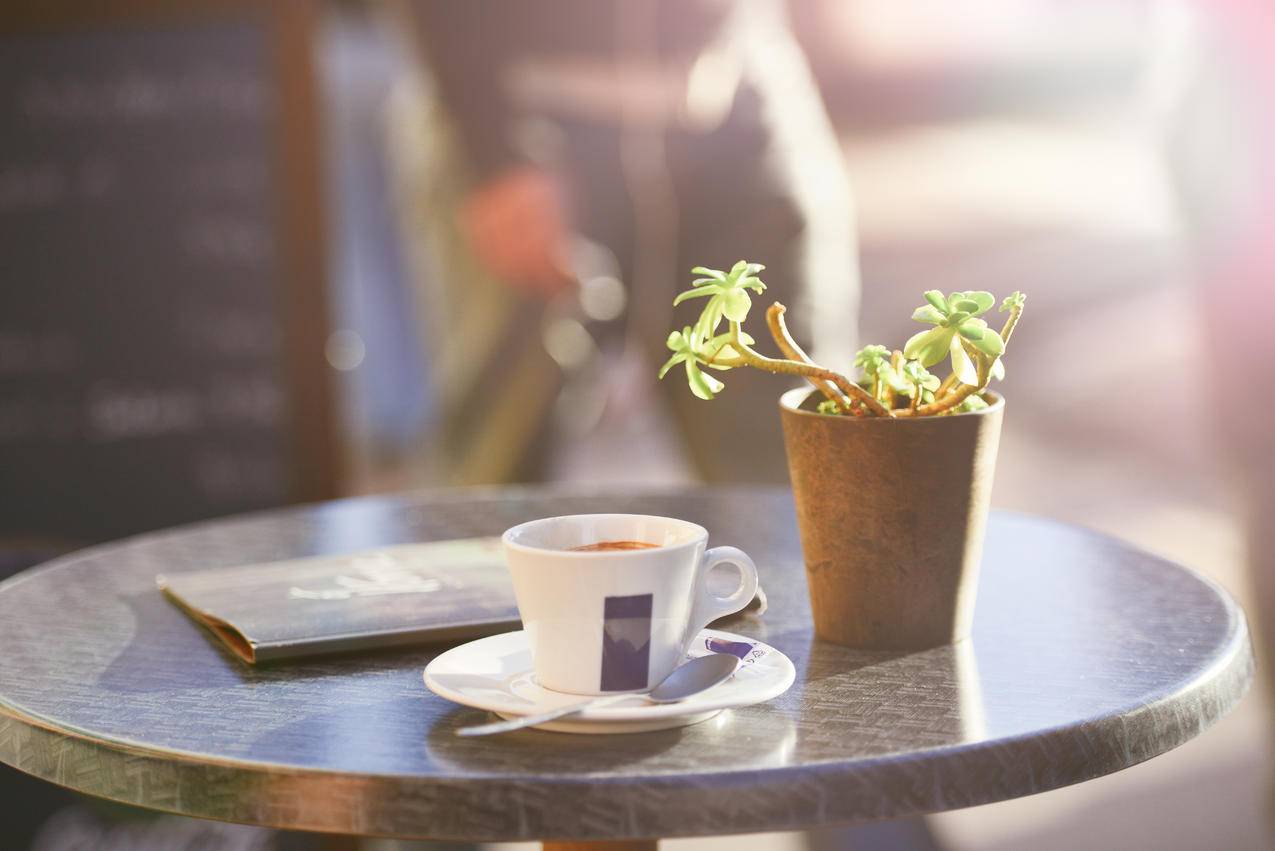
[{"left": 568, "top": 540, "right": 659, "bottom": 552}]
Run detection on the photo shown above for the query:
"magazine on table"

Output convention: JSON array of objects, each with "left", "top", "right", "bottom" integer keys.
[{"left": 157, "top": 538, "right": 519, "bottom": 663}]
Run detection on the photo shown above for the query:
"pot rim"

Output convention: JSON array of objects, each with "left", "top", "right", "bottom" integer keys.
[{"left": 779, "top": 386, "right": 1004, "bottom": 421}]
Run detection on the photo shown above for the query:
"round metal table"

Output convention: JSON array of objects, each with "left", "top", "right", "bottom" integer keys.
[{"left": 0, "top": 487, "right": 1254, "bottom": 847}]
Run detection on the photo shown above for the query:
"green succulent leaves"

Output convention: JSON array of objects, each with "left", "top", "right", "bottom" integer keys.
[
  {"left": 853, "top": 344, "right": 939, "bottom": 405},
  {"left": 659, "top": 327, "right": 721, "bottom": 400},
  {"left": 853, "top": 344, "right": 891, "bottom": 375},
  {"left": 901, "top": 359, "right": 940, "bottom": 395},
  {"left": 673, "top": 261, "right": 766, "bottom": 334},
  {"left": 662, "top": 262, "right": 766, "bottom": 399},
  {"left": 853, "top": 345, "right": 894, "bottom": 395},
  {"left": 904, "top": 290, "right": 1005, "bottom": 385},
  {"left": 658, "top": 324, "right": 754, "bottom": 400}
]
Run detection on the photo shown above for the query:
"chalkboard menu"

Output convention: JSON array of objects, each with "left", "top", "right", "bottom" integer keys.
[{"left": 0, "top": 2, "right": 338, "bottom": 544}]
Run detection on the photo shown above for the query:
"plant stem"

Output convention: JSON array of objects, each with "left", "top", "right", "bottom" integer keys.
[
  {"left": 899, "top": 343, "right": 992, "bottom": 416},
  {"left": 744, "top": 307, "right": 890, "bottom": 417},
  {"left": 887, "top": 350, "right": 905, "bottom": 409},
  {"left": 762, "top": 304, "right": 857, "bottom": 415},
  {"left": 898, "top": 382, "right": 978, "bottom": 416},
  {"left": 936, "top": 371, "right": 960, "bottom": 399},
  {"left": 1000, "top": 301, "right": 1024, "bottom": 345}
]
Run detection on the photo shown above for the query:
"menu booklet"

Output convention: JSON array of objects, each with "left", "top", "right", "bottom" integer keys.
[{"left": 157, "top": 538, "right": 520, "bottom": 664}]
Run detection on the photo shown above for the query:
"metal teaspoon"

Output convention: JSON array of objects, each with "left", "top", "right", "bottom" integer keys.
[{"left": 455, "top": 651, "right": 741, "bottom": 737}]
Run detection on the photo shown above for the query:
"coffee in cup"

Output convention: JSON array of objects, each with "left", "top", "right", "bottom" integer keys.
[{"left": 568, "top": 540, "right": 658, "bottom": 552}]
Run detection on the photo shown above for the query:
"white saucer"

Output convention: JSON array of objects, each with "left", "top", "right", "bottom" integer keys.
[{"left": 424, "top": 628, "right": 795, "bottom": 734}]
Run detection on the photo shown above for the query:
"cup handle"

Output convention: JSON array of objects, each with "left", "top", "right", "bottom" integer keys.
[{"left": 683, "top": 546, "right": 759, "bottom": 654}]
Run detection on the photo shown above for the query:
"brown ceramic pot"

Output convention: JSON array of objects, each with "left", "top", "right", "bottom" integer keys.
[{"left": 779, "top": 387, "right": 1004, "bottom": 650}]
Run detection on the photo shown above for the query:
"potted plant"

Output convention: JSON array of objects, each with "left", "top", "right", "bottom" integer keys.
[{"left": 659, "top": 261, "right": 1026, "bottom": 650}]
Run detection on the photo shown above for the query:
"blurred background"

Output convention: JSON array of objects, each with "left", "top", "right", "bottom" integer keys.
[{"left": 2, "top": 0, "right": 1272, "bottom": 849}]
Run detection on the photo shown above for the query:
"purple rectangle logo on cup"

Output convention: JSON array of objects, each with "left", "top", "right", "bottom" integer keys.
[
  {"left": 704, "top": 636, "right": 754, "bottom": 659},
  {"left": 600, "top": 593, "right": 653, "bottom": 691}
]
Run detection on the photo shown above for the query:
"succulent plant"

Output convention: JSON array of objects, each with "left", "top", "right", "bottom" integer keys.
[
  {"left": 658, "top": 325, "right": 755, "bottom": 401},
  {"left": 674, "top": 261, "right": 767, "bottom": 337},
  {"left": 904, "top": 291, "right": 1003, "bottom": 385},
  {"left": 659, "top": 262, "right": 1025, "bottom": 418}
]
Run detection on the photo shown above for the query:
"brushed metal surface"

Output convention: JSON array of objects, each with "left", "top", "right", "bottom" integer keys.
[{"left": 0, "top": 488, "right": 1254, "bottom": 841}]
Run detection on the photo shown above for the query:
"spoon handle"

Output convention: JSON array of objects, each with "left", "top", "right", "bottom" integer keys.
[{"left": 455, "top": 693, "right": 639, "bottom": 737}]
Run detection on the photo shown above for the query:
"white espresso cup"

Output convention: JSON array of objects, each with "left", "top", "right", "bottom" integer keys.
[{"left": 502, "top": 513, "right": 759, "bottom": 695}]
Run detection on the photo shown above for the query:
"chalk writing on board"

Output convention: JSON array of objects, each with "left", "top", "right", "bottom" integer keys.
[
  {"left": 0, "top": 159, "right": 123, "bottom": 212},
  {"left": 180, "top": 214, "right": 271, "bottom": 264},
  {"left": 19, "top": 68, "right": 267, "bottom": 125},
  {"left": 177, "top": 308, "right": 277, "bottom": 359},
  {"left": 85, "top": 383, "right": 206, "bottom": 442}
]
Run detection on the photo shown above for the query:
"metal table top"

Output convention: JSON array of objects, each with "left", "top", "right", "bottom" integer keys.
[{"left": 0, "top": 487, "right": 1253, "bottom": 841}]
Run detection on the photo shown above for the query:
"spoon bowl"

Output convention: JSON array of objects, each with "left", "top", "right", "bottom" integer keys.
[{"left": 649, "top": 652, "right": 741, "bottom": 703}]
